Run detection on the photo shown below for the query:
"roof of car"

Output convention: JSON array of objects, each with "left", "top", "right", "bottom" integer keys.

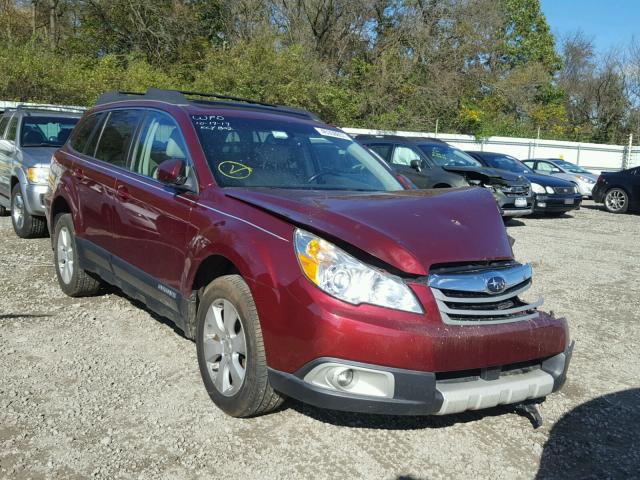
[
  {"left": 3, "top": 104, "right": 84, "bottom": 117},
  {"left": 95, "top": 88, "right": 321, "bottom": 122},
  {"left": 356, "top": 134, "right": 448, "bottom": 145}
]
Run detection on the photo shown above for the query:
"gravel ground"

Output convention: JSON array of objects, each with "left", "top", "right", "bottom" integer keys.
[{"left": 1, "top": 201, "right": 639, "bottom": 480}]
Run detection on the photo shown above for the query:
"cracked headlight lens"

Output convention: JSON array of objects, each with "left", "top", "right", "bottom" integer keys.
[{"left": 294, "top": 229, "right": 422, "bottom": 313}]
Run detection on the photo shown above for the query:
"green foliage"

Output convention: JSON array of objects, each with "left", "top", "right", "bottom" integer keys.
[
  {"left": 0, "top": 0, "right": 630, "bottom": 144},
  {"left": 500, "top": 0, "right": 562, "bottom": 73}
]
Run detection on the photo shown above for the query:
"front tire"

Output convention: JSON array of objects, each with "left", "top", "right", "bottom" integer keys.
[
  {"left": 604, "top": 188, "right": 629, "bottom": 214},
  {"left": 196, "top": 274, "right": 283, "bottom": 417},
  {"left": 53, "top": 214, "right": 102, "bottom": 297},
  {"left": 11, "top": 184, "right": 47, "bottom": 238}
]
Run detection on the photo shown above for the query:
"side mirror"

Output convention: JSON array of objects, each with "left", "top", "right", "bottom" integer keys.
[
  {"left": 157, "top": 158, "right": 187, "bottom": 186},
  {"left": 410, "top": 159, "right": 422, "bottom": 172}
]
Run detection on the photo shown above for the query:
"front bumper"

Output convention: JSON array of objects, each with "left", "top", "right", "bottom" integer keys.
[
  {"left": 533, "top": 194, "right": 582, "bottom": 213},
  {"left": 269, "top": 342, "right": 574, "bottom": 416},
  {"left": 23, "top": 183, "right": 48, "bottom": 216},
  {"left": 492, "top": 190, "right": 534, "bottom": 217}
]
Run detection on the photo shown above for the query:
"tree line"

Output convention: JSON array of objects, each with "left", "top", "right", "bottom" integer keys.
[{"left": 0, "top": 0, "right": 638, "bottom": 144}]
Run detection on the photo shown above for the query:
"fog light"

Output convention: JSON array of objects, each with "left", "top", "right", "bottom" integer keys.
[
  {"left": 303, "top": 362, "right": 395, "bottom": 398},
  {"left": 336, "top": 369, "right": 354, "bottom": 387}
]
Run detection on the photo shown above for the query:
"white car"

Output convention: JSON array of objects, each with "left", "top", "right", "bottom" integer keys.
[{"left": 523, "top": 159, "right": 598, "bottom": 197}]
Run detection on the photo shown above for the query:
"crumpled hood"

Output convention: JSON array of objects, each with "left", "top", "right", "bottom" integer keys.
[
  {"left": 442, "top": 166, "right": 528, "bottom": 185},
  {"left": 225, "top": 187, "right": 513, "bottom": 276},
  {"left": 21, "top": 147, "right": 58, "bottom": 166},
  {"left": 524, "top": 172, "right": 576, "bottom": 187}
]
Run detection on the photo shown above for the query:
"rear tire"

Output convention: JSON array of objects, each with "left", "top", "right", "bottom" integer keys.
[
  {"left": 11, "top": 184, "right": 47, "bottom": 238},
  {"left": 53, "top": 213, "right": 102, "bottom": 297},
  {"left": 603, "top": 188, "right": 629, "bottom": 214},
  {"left": 196, "top": 274, "right": 283, "bottom": 417}
]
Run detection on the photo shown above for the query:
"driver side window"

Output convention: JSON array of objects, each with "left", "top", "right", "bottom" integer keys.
[
  {"left": 131, "top": 111, "right": 189, "bottom": 180},
  {"left": 536, "top": 162, "right": 557, "bottom": 173},
  {"left": 392, "top": 145, "right": 421, "bottom": 166}
]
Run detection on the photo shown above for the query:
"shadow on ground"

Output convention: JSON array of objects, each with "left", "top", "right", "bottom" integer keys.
[
  {"left": 536, "top": 388, "right": 640, "bottom": 479},
  {"left": 0, "top": 314, "right": 51, "bottom": 320},
  {"left": 288, "top": 398, "right": 530, "bottom": 430}
]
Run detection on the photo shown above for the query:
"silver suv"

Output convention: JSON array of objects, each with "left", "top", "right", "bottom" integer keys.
[{"left": 0, "top": 105, "right": 83, "bottom": 237}]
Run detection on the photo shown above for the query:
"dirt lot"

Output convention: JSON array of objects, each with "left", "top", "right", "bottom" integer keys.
[{"left": 1, "top": 201, "right": 639, "bottom": 480}]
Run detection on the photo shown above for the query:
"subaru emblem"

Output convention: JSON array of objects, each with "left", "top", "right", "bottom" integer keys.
[{"left": 486, "top": 276, "right": 507, "bottom": 294}]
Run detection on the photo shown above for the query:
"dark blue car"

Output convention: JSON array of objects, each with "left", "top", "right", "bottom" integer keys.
[{"left": 466, "top": 151, "right": 582, "bottom": 215}]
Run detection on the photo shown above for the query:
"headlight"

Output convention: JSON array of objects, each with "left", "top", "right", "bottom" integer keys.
[
  {"left": 577, "top": 175, "right": 595, "bottom": 184},
  {"left": 26, "top": 165, "right": 50, "bottom": 184},
  {"left": 294, "top": 229, "right": 423, "bottom": 313},
  {"left": 545, "top": 186, "right": 555, "bottom": 194},
  {"left": 531, "top": 183, "right": 546, "bottom": 194}
]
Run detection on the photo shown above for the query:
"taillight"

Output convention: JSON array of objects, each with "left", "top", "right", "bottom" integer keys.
[{"left": 597, "top": 175, "right": 605, "bottom": 184}]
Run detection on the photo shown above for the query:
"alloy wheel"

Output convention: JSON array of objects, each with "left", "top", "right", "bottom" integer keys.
[
  {"left": 202, "top": 299, "right": 247, "bottom": 396},
  {"left": 605, "top": 189, "right": 627, "bottom": 212},
  {"left": 57, "top": 226, "right": 74, "bottom": 284}
]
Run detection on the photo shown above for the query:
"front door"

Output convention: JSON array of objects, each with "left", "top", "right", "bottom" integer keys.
[
  {"left": 110, "top": 110, "right": 194, "bottom": 306},
  {"left": 390, "top": 144, "right": 431, "bottom": 188}
]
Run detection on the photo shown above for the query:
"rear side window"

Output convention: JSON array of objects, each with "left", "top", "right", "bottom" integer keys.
[
  {"left": 69, "top": 113, "right": 104, "bottom": 153},
  {"left": 0, "top": 115, "right": 9, "bottom": 138},
  {"left": 94, "top": 110, "right": 143, "bottom": 168},
  {"left": 367, "top": 144, "right": 392, "bottom": 162},
  {"left": 131, "top": 111, "right": 189, "bottom": 179},
  {"left": 5, "top": 116, "right": 18, "bottom": 142}
]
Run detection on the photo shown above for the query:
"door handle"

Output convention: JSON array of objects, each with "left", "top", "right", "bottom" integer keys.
[{"left": 116, "top": 184, "right": 132, "bottom": 200}]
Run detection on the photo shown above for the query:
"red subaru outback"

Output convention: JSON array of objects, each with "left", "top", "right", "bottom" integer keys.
[{"left": 45, "top": 89, "right": 573, "bottom": 418}]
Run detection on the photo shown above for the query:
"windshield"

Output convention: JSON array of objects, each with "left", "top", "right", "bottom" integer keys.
[
  {"left": 554, "top": 160, "right": 592, "bottom": 174},
  {"left": 484, "top": 155, "right": 533, "bottom": 174},
  {"left": 418, "top": 144, "right": 482, "bottom": 167},
  {"left": 191, "top": 115, "right": 403, "bottom": 191},
  {"left": 20, "top": 116, "right": 79, "bottom": 147}
]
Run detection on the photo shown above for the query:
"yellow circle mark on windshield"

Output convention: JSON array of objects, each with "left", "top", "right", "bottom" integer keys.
[{"left": 218, "top": 161, "right": 253, "bottom": 179}]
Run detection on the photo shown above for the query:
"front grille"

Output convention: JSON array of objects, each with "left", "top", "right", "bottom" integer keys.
[
  {"left": 500, "top": 185, "right": 530, "bottom": 196},
  {"left": 428, "top": 263, "right": 542, "bottom": 325},
  {"left": 553, "top": 186, "right": 575, "bottom": 194}
]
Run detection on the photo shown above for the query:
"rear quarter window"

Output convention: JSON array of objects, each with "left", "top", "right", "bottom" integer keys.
[{"left": 69, "top": 113, "right": 104, "bottom": 154}]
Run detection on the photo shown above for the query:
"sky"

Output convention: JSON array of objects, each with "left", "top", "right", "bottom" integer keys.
[{"left": 540, "top": 0, "right": 639, "bottom": 54}]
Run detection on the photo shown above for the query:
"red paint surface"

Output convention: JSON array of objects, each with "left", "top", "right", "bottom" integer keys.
[{"left": 47, "top": 100, "right": 569, "bottom": 375}]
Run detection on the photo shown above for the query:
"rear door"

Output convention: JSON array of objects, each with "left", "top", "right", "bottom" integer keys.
[
  {"left": 110, "top": 109, "right": 193, "bottom": 305},
  {"left": 70, "top": 109, "right": 141, "bottom": 268}
]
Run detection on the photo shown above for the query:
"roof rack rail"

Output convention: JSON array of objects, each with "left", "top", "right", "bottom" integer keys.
[
  {"left": 95, "top": 88, "right": 320, "bottom": 121},
  {"left": 14, "top": 103, "right": 86, "bottom": 114}
]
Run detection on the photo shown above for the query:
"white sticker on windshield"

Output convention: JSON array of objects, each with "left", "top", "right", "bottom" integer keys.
[
  {"left": 272, "top": 131, "right": 289, "bottom": 139},
  {"left": 314, "top": 127, "right": 351, "bottom": 141}
]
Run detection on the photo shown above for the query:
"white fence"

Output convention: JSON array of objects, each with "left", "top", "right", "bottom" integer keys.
[{"left": 344, "top": 128, "right": 640, "bottom": 174}]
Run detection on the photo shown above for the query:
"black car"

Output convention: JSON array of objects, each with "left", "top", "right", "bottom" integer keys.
[
  {"left": 357, "top": 135, "right": 533, "bottom": 217},
  {"left": 466, "top": 151, "right": 582, "bottom": 216},
  {"left": 592, "top": 167, "right": 640, "bottom": 213}
]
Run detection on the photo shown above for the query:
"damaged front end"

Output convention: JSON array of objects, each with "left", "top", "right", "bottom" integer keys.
[{"left": 444, "top": 166, "right": 534, "bottom": 217}]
